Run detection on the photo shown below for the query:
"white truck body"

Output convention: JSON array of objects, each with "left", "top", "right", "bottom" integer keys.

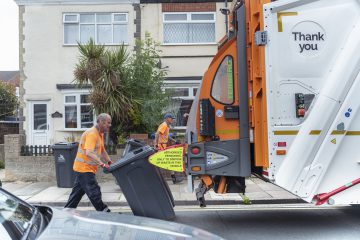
[{"left": 264, "top": 0, "right": 360, "bottom": 204}]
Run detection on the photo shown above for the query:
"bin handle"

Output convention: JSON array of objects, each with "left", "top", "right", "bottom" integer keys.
[{"left": 133, "top": 148, "right": 143, "bottom": 154}]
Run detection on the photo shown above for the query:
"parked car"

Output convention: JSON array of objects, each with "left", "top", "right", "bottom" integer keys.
[{"left": 0, "top": 188, "right": 223, "bottom": 240}]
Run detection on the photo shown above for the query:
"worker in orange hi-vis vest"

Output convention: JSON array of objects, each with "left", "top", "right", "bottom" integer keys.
[
  {"left": 154, "top": 113, "right": 183, "bottom": 183},
  {"left": 65, "top": 113, "right": 113, "bottom": 212}
]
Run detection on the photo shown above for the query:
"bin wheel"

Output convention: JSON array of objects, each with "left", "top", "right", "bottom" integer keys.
[{"left": 171, "top": 174, "right": 183, "bottom": 184}]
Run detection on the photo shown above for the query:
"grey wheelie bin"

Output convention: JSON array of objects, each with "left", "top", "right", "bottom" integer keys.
[
  {"left": 108, "top": 143, "right": 175, "bottom": 220},
  {"left": 52, "top": 142, "right": 79, "bottom": 188},
  {"left": 120, "top": 139, "right": 175, "bottom": 207}
]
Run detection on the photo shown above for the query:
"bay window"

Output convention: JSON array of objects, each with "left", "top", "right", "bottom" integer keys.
[{"left": 64, "top": 93, "right": 94, "bottom": 129}]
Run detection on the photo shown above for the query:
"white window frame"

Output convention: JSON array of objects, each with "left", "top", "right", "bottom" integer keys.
[
  {"left": 163, "top": 12, "right": 216, "bottom": 45},
  {"left": 63, "top": 12, "right": 128, "bottom": 46},
  {"left": 163, "top": 85, "right": 199, "bottom": 129},
  {"left": 63, "top": 92, "right": 95, "bottom": 131},
  {"left": 163, "top": 86, "right": 197, "bottom": 100}
]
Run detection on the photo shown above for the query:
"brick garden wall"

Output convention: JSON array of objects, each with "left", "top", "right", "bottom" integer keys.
[
  {"left": 4, "top": 134, "right": 123, "bottom": 182},
  {"left": 0, "top": 144, "right": 4, "bottom": 165},
  {"left": 0, "top": 122, "right": 19, "bottom": 144}
]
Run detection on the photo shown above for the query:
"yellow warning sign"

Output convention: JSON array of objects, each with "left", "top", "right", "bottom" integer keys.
[
  {"left": 149, "top": 147, "right": 184, "bottom": 172},
  {"left": 331, "top": 138, "right": 336, "bottom": 144}
]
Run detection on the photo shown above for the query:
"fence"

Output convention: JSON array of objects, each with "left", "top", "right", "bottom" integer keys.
[
  {"left": 20, "top": 144, "right": 120, "bottom": 156},
  {"left": 20, "top": 145, "right": 53, "bottom": 156}
]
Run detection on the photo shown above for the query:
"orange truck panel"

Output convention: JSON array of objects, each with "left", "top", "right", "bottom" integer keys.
[{"left": 246, "top": 0, "right": 270, "bottom": 168}]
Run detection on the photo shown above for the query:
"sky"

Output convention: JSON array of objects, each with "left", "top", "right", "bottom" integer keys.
[{"left": 0, "top": 0, "right": 19, "bottom": 71}]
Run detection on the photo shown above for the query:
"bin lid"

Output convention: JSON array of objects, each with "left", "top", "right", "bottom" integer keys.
[
  {"left": 108, "top": 146, "right": 155, "bottom": 173},
  {"left": 52, "top": 142, "right": 79, "bottom": 150},
  {"left": 125, "top": 138, "right": 146, "bottom": 147}
]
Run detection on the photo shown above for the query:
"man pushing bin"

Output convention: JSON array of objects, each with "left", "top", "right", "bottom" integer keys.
[{"left": 65, "top": 113, "right": 113, "bottom": 212}]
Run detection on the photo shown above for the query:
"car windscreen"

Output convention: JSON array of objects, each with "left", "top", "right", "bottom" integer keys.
[{"left": 0, "top": 189, "right": 35, "bottom": 240}]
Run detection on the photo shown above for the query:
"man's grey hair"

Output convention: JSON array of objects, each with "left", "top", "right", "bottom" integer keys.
[{"left": 96, "top": 113, "right": 111, "bottom": 123}]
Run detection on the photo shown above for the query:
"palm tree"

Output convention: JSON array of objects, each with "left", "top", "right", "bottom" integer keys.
[
  {"left": 73, "top": 35, "right": 168, "bottom": 143},
  {"left": 73, "top": 39, "right": 133, "bottom": 142}
]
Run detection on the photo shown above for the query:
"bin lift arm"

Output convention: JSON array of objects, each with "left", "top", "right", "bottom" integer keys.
[{"left": 313, "top": 178, "right": 360, "bottom": 205}]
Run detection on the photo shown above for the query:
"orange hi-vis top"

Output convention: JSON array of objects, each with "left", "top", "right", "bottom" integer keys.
[
  {"left": 157, "top": 121, "right": 169, "bottom": 150},
  {"left": 73, "top": 127, "right": 104, "bottom": 174}
]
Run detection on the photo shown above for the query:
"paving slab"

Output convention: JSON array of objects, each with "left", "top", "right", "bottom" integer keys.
[
  {"left": 257, "top": 182, "right": 285, "bottom": 191},
  {"left": 102, "top": 192, "right": 122, "bottom": 202},
  {"left": 246, "top": 191, "right": 272, "bottom": 199},
  {"left": 11, "top": 182, "right": 53, "bottom": 197},
  {"left": 27, "top": 187, "right": 71, "bottom": 203},
  {"left": 246, "top": 183, "right": 264, "bottom": 193},
  {"left": 3, "top": 182, "right": 33, "bottom": 193},
  {"left": 266, "top": 190, "right": 298, "bottom": 199},
  {"left": 99, "top": 182, "right": 122, "bottom": 193}
]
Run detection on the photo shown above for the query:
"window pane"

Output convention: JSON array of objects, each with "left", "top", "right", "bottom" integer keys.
[
  {"left": 81, "top": 105, "right": 93, "bottom": 128},
  {"left": 164, "top": 23, "right": 188, "bottom": 43},
  {"left": 189, "top": 23, "right": 215, "bottom": 43},
  {"left": 193, "top": 88, "right": 198, "bottom": 96},
  {"left": 113, "top": 24, "right": 128, "bottom": 43},
  {"left": 65, "top": 106, "right": 77, "bottom": 128},
  {"left": 65, "top": 96, "right": 76, "bottom": 103},
  {"left": 211, "top": 56, "right": 234, "bottom": 104},
  {"left": 167, "top": 99, "right": 193, "bottom": 127},
  {"left": 164, "top": 14, "right": 187, "bottom": 21},
  {"left": 33, "top": 104, "right": 47, "bottom": 130},
  {"left": 64, "top": 14, "right": 77, "bottom": 22},
  {"left": 96, "top": 14, "right": 111, "bottom": 23},
  {"left": 97, "top": 25, "right": 112, "bottom": 44},
  {"left": 80, "top": 94, "right": 90, "bottom": 104},
  {"left": 114, "top": 14, "right": 127, "bottom": 22},
  {"left": 166, "top": 88, "right": 189, "bottom": 97},
  {"left": 80, "top": 25, "right": 95, "bottom": 44},
  {"left": 80, "top": 14, "right": 95, "bottom": 23},
  {"left": 191, "top": 13, "right": 214, "bottom": 21},
  {"left": 64, "top": 24, "right": 78, "bottom": 44}
]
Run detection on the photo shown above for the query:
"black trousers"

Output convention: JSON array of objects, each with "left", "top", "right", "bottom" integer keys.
[{"left": 64, "top": 172, "right": 109, "bottom": 212}]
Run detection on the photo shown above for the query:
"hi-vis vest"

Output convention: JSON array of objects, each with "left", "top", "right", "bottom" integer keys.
[
  {"left": 156, "top": 122, "right": 170, "bottom": 150},
  {"left": 73, "top": 127, "right": 104, "bottom": 174},
  {"left": 157, "top": 122, "right": 169, "bottom": 143}
]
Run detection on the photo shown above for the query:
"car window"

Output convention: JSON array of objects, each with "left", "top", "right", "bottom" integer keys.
[{"left": 0, "top": 190, "right": 35, "bottom": 240}]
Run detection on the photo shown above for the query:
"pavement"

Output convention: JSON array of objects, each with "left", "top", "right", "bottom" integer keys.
[{"left": 0, "top": 169, "right": 304, "bottom": 208}]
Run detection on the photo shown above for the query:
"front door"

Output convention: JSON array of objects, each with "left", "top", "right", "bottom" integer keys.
[{"left": 29, "top": 101, "right": 50, "bottom": 145}]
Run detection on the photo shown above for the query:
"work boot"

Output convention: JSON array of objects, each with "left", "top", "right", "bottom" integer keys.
[{"left": 102, "top": 206, "right": 111, "bottom": 212}]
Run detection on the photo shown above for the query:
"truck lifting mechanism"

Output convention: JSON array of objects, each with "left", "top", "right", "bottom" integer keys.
[{"left": 184, "top": 0, "right": 360, "bottom": 207}]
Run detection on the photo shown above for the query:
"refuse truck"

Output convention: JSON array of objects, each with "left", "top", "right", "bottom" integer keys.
[{"left": 185, "top": 0, "right": 360, "bottom": 207}]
